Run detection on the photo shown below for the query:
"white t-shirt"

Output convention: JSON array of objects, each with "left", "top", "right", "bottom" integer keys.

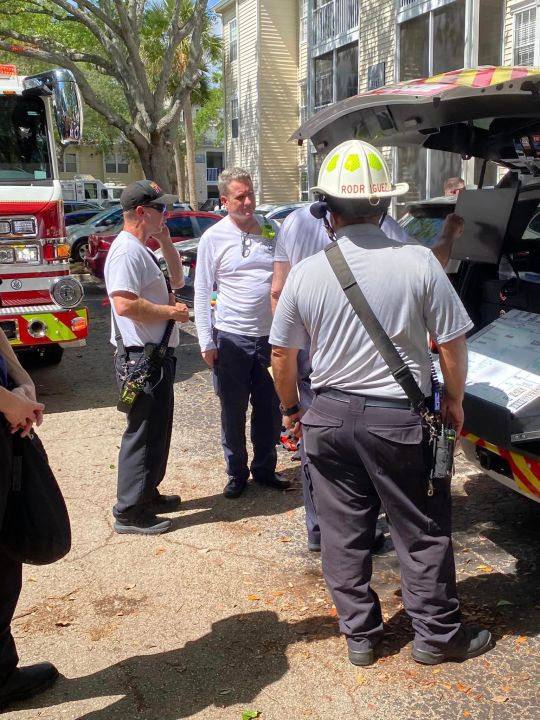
[
  {"left": 270, "top": 223, "right": 473, "bottom": 399},
  {"left": 104, "top": 230, "right": 179, "bottom": 348},
  {"left": 274, "top": 205, "right": 415, "bottom": 266},
  {"left": 194, "top": 215, "right": 275, "bottom": 352}
]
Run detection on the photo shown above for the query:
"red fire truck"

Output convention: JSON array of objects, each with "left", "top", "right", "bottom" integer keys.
[{"left": 0, "top": 64, "right": 88, "bottom": 364}]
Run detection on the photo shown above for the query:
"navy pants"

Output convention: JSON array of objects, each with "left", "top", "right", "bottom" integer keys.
[
  {"left": 214, "top": 330, "right": 281, "bottom": 483},
  {"left": 0, "top": 419, "right": 20, "bottom": 684},
  {"left": 302, "top": 393, "right": 461, "bottom": 652},
  {"left": 113, "top": 351, "right": 176, "bottom": 520}
]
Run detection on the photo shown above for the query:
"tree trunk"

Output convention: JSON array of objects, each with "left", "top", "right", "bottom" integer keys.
[
  {"left": 137, "top": 137, "right": 174, "bottom": 192},
  {"left": 184, "top": 95, "right": 198, "bottom": 208},
  {"left": 174, "top": 144, "right": 186, "bottom": 200}
]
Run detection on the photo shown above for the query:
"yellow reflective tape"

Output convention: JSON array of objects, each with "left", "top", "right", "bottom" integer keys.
[
  {"left": 344, "top": 154, "right": 361, "bottom": 172},
  {"left": 491, "top": 67, "right": 514, "bottom": 85},
  {"left": 326, "top": 154, "right": 339, "bottom": 173},
  {"left": 22, "top": 313, "right": 76, "bottom": 342},
  {"left": 76, "top": 308, "right": 88, "bottom": 320},
  {"left": 368, "top": 152, "right": 383, "bottom": 172},
  {"left": 511, "top": 453, "right": 540, "bottom": 494}
]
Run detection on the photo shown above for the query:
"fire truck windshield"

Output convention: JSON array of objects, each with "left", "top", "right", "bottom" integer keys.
[{"left": 0, "top": 96, "right": 51, "bottom": 182}]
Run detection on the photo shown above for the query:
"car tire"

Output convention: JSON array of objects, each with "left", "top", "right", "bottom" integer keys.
[{"left": 71, "top": 238, "right": 88, "bottom": 262}]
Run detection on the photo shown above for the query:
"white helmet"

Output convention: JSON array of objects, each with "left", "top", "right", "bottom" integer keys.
[{"left": 311, "top": 139, "right": 409, "bottom": 200}]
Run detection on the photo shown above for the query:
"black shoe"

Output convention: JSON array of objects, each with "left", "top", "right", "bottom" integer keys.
[
  {"left": 371, "top": 529, "right": 386, "bottom": 554},
  {"left": 148, "top": 492, "right": 182, "bottom": 514},
  {"left": 307, "top": 533, "right": 321, "bottom": 552},
  {"left": 254, "top": 474, "right": 291, "bottom": 491},
  {"left": 223, "top": 478, "right": 247, "bottom": 499},
  {"left": 113, "top": 512, "right": 172, "bottom": 535},
  {"left": 0, "top": 662, "right": 59, "bottom": 710},
  {"left": 347, "top": 639, "right": 380, "bottom": 667},
  {"left": 412, "top": 625, "right": 493, "bottom": 665}
]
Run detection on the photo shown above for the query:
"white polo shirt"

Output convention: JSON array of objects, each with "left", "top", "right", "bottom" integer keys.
[
  {"left": 104, "top": 230, "right": 179, "bottom": 348},
  {"left": 270, "top": 223, "right": 473, "bottom": 399}
]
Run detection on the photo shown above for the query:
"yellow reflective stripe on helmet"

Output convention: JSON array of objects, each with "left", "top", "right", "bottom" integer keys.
[{"left": 344, "top": 153, "right": 361, "bottom": 172}]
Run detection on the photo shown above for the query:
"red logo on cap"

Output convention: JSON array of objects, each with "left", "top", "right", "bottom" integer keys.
[{"left": 149, "top": 181, "right": 161, "bottom": 193}]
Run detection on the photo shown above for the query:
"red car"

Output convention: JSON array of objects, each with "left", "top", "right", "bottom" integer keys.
[{"left": 85, "top": 210, "right": 221, "bottom": 278}]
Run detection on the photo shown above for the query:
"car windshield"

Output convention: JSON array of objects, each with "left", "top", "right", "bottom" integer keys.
[
  {"left": 0, "top": 95, "right": 51, "bottom": 181},
  {"left": 89, "top": 207, "right": 122, "bottom": 226}
]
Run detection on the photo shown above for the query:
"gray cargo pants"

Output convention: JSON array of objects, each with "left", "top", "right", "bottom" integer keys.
[{"left": 302, "top": 391, "right": 462, "bottom": 653}]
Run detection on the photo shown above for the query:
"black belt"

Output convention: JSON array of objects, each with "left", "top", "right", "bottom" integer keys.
[
  {"left": 124, "top": 345, "right": 176, "bottom": 356},
  {"left": 317, "top": 387, "right": 412, "bottom": 409}
]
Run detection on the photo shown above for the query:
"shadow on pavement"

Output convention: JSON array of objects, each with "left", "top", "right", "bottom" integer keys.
[
  {"left": 16, "top": 612, "right": 339, "bottom": 719},
  {"left": 170, "top": 468, "right": 304, "bottom": 531}
]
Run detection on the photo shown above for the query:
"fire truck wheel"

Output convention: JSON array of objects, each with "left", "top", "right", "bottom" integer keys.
[
  {"left": 38, "top": 345, "right": 64, "bottom": 365},
  {"left": 72, "top": 238, "right": 88, "bottom": 262}
]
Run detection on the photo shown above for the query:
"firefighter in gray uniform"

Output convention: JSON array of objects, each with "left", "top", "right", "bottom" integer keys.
[{"left": 270, "top": 140, "right": 493, "bottom": 667}]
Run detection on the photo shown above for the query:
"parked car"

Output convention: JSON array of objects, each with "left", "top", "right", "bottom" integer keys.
[
  {"left": 62, "top": 200, "right": 103, "bottom": 215},
  {"left": 153, "top": 238, "right": 199, "bottom": 307},
  {"left": 64, "top": 208, "right": 103, "bottom": 227},
  {"left": 292, "top": 64, "right": 540, "bottom": 504},
  {"left": 84, "top": 211, "right": 221, "bottom": 279},
  {"left": 66, "top": 206, "right": 124, "bottom": 262}
]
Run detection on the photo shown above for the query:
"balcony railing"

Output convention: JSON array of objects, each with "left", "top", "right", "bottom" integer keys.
[
  {"left": 313, "top": 0, "right": 359, "bottom": 46},
  {"left": 399, "top": 0, "right": 421, "bottom": 8},
  {"left": 206, "top": 168, "right": 219, "bottom": 182}
]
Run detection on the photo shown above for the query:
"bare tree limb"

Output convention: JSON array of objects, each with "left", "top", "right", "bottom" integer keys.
[{"left": 0, "top": 29, "right": 119, "bottom": 77}]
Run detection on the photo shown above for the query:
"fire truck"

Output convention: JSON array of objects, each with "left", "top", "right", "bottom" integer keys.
[{"left": 0, "top": 64, "right": 88, "bottom": 364}]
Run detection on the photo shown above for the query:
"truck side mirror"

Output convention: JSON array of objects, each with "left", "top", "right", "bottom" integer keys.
[{"left": 23, "top": 69, "right": 83, "bottom": 145}]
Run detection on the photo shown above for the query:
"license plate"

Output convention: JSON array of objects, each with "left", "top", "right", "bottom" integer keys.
[{"left": 0, "top": 320, "right": 17, "bottom": 340}]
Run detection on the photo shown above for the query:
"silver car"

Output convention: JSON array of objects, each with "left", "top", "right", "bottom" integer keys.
[{"left": 66, "top": 205, "right": 124, "bottom": 262}]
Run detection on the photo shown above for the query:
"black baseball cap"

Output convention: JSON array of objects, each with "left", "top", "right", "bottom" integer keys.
[{"left": 120, "top": 179, "right": 178, "bottom": 211}]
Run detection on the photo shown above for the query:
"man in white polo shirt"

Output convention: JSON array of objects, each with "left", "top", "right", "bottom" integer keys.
[
  {"left": 105, "top": 180, "right": 189, "bottom": 535},
  {"left": 194, "top": 167, "right": 290, "bottom": 499}
]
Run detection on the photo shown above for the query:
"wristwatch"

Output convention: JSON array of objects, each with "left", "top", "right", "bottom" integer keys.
[{"left": 279, "top": 402, "right": 301, "bottom": 417}]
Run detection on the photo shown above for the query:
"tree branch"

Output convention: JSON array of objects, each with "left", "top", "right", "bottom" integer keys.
[{"left": 0, "top": 29, "right": 119, "bottom": 78}]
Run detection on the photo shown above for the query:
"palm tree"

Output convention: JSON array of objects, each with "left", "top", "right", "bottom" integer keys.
[{"left": 142, "top": 0, "right": 222, "bottom": 205}]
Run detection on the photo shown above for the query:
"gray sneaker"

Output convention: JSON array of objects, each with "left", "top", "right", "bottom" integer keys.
[{"left": 114, "top": 512, "right": 172, "bottom": 535}]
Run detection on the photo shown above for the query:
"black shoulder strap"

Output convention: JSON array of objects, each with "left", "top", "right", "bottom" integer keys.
[{"left": 324, "top": 241, "right": 426, "bottom": 412}]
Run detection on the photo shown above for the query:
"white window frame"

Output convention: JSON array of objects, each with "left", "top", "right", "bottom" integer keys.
[
  {"left": 300, "top": 0, "right": 308, "bottom": 43},
  {"left": 299, "top": 81, "right": 308, "bottom": 125},
  {"left": 513, "top": 4, "right": 538, "bottom": 66},
  {"left": 62, "top": 151, "right": 78, "bottom": 173},
  {"left": 105, "top": 153, "right": 129, "bottom": 174},
  {"left": 229, "top": 18, "right": 238, "bottom": 63}
]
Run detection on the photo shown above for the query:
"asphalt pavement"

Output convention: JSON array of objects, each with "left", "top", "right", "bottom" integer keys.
[{"left": 4, "top": 279, "right": 539, "bottom": 720}]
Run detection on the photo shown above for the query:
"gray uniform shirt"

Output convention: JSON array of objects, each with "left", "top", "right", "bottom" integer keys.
[{"left": 269, "top": 223, "right": 473, "bottom": 399}]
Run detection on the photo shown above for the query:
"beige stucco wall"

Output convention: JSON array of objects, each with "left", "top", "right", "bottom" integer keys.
[{"left": 59, "top": 145, "right": 143, "bottom": 185}]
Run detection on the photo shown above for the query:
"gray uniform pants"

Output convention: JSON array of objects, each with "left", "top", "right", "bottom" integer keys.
[
  {"left": 302, "top": 392, "right": 461, "bottom": 652},
  {"left": 113, "top": 350, "right": 176, "bottom": 520}
]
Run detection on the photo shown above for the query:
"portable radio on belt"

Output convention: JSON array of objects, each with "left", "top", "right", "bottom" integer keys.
[{"left": 324, "top": 241, "right": 456, "bottom": 492}]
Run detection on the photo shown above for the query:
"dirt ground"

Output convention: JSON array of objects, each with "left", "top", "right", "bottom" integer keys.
[{"left": 3, "top": 278, "right": 540, "bottom": 720}]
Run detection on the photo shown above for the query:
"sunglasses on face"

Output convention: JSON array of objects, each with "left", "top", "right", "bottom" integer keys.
[{"left": 143, "top": 203, "right": 167, "bottom": 214}]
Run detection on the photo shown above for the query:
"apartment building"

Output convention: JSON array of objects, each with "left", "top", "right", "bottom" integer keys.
[{"left": 217, "top": 0, "right": 540, "bottom": 202}]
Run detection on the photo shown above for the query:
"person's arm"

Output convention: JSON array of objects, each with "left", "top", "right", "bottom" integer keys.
[
  {"left": 271, "top": 345, "right": 303, "bottom": 436},
  {"left": 437, "top": 334, "right": 468, "bottom": 436},
  {"left": 151, "top": 225, "right": 184, "bottom": 290},
  {"left": 271, "top": 260, "right": 291, "bottom": 315},
  {"left": 431, "top": 213, "right": 464, "bottom": 268},
  {"left": 193, "top": 234, "right": 218, "bottom": 367},
  {"left": 0, "top": 386, "right": 44, "bottom": 437},
  {"left": 111, "top": 292, "right": 189, "bottom": 323},
  {"left": 0, "top": 328, "right": 35, "bottom": 399}
]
